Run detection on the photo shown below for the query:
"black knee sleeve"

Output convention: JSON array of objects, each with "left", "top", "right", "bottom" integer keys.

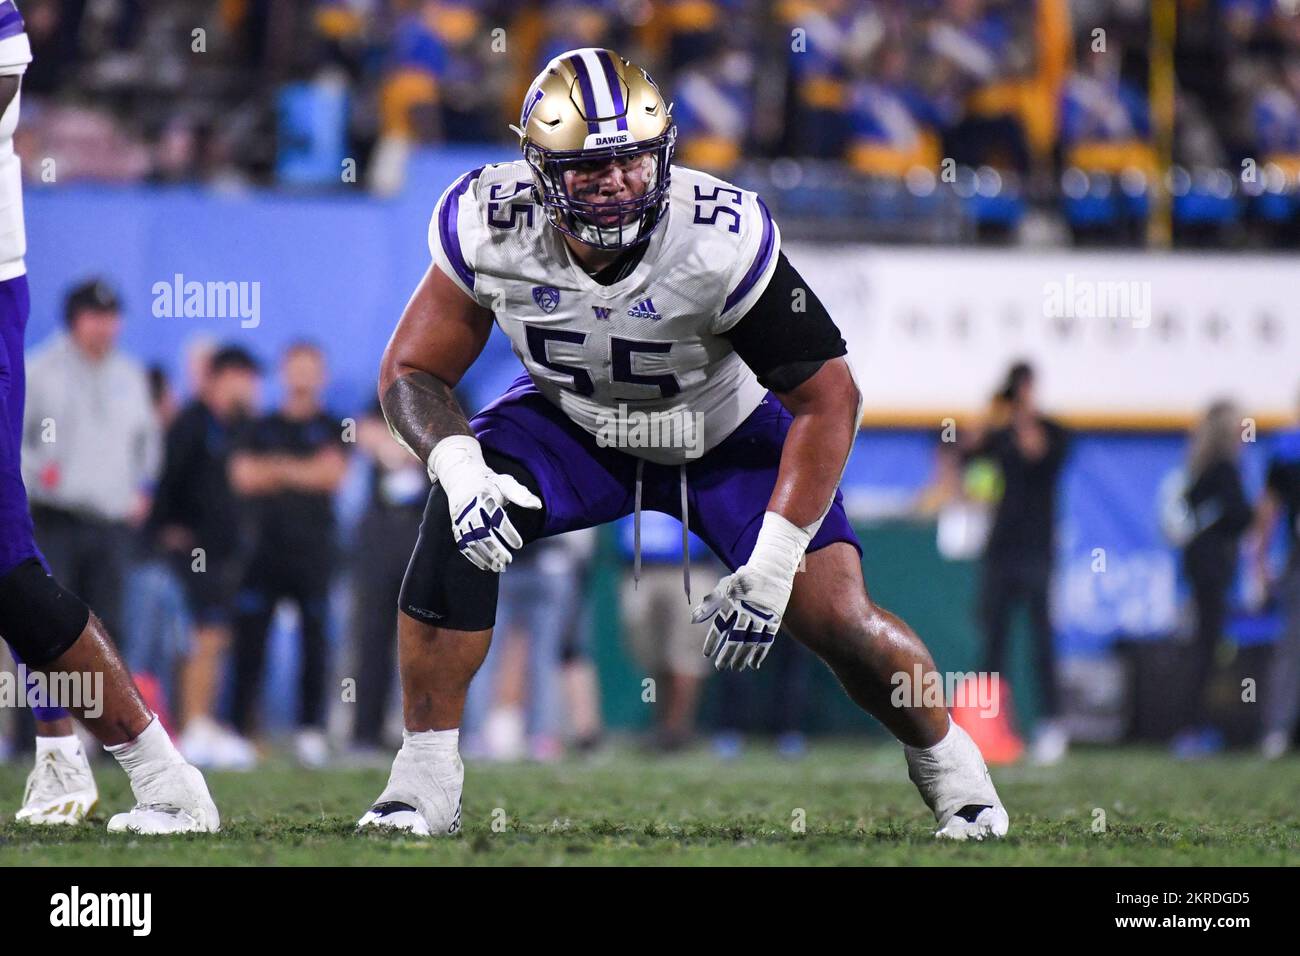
[
  {"left": 398, "top": 451, "right": 546, "bottom": 632},
  {"left": 0, "top": 558, "right": 91, "bottom": 665}
]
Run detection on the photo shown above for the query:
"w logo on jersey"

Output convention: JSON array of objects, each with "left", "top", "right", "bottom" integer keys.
[
  {"left": 591, "top": 306, "right": 613, "bottom": 321},
  {"left": 532, "top": 286, "right": 561, "bottom": 313},
  {"left": 628, "top": 297, "right": 660, "bottom": 321}
]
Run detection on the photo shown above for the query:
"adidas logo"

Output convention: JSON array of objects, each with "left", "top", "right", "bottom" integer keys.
[{"left": 627, "top": 297, "right": 660, "bottom": 321}]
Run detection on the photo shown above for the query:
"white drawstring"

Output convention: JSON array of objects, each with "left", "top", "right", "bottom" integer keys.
[
  {"left": 633, "top": 458, "right": 643, "bottom": 589},
  {"left": 630, "top": 459, "right": 692, "bottom": 604},
  {"left": 680, "top": 465, "right": 691, "bottom": 603}
]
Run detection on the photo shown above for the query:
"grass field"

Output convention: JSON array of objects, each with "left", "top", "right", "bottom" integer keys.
[{"left": 0, "top": 743, "right": 1297, "bottom": 866}]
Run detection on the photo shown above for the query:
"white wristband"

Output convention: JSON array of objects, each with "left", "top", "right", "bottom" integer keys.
[
  {"left": 747, "top": 511, "right": 812, "bottom": 581},
  {"left": 427, "top": 434, "right": 484, "bottom": 489}
]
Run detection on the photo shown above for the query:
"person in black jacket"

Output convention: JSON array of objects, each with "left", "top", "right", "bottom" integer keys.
[
  {"left": 1170, "top": 400, "right": 1253, "bottom": 758},
  {"left": 228, "top": 342, "right": 349, "bottom": 765},
  {"left": 147, "top": 344, "right": 261, "bottom": 769},
  {"left": 968, "top": 362, "right": 1071, "bottom": 765}
]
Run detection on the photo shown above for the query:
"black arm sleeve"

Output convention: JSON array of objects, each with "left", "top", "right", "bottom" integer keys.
[{"left": 721, "top": 250, "right": 848, "bottom": 393}]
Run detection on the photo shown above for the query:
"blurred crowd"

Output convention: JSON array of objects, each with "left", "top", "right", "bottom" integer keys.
[{"left": 15, "top": 1, "right": 1300, "bottom": 242}]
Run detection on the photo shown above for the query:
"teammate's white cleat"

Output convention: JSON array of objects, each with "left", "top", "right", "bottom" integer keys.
[
  {"left": 107, "top": 763, "right": 220, "bottom": 835},
  {"left": 358, "top": 729, "right": 464, "bottom": 836},
  {"left": 16, "top": 740, "right": 99, "bottom": 825},
  {"left": 904, "top": 718, "right": 1010, "bottom": 841}
]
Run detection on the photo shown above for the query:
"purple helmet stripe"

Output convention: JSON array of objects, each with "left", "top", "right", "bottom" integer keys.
[
  {"left": 0, "top": 1, "right": 25, "bottom": 40},
  {"left": 595, "top": 50, "right": 628, "bottom": 131},
  {"left": 566, "top": 54, "right": 602, "bottom": 134},
  {"left": 723, "top": 198, "right": 776, "bottom": 313},
  {"left": 439, "top": 167, "right": 484, "bottom": 292},
  {"left": 520, "top": 87, "right": 543, "bottom": 127}
]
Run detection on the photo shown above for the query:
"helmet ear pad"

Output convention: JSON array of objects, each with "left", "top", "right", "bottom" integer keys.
[{"left": 524, "top": 126, "right": 677, "bottom": 250}]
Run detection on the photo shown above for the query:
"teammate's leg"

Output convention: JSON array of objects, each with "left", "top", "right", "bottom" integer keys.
[
  {"left": 1, "top": 563, "right": 220, "bottom": 833},
  {"left": 1, "top": 273, "right": 216, "bottom": 834}
]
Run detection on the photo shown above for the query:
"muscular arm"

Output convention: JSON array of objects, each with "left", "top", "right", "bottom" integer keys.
[
  {"left": 769, "top": 358, "right": 861, "bottom": 528},
  {"left": 723, "top": 251, "right": 858, "bottom": 530},
  {"left": 378, "top": 264, "right": 494, "bottom": 462}
]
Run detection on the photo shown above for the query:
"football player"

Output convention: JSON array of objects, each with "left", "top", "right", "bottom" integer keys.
[
  {"left": 360, "top": 49, "right": 1007, "bottom": 840},
  {"left": 0, "top": 1, "right": 218, "bottom": 833}
]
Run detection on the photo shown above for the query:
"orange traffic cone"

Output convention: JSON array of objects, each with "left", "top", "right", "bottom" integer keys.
[{"left": 950, "top": 674, "right": 1024, "bottom": 765}]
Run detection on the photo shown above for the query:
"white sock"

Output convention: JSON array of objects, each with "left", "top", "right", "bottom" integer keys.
[
  {"left": 380, "top": 729, "right": 462, "bottom": 825},
  {"left": 401, "top": 727, "right": 460, "bottom": 758},
  {"left": 906, "top": 715, "right": 957, "bottom": 759},
  {"left": 105, "top": 716, "right": 185, "bottom": 780},
  {"left": 36, "top": 734, "right": 84, "bottom": 761},
  {"left": 903, "top": 717, "right": 997, "bottom": 823}
]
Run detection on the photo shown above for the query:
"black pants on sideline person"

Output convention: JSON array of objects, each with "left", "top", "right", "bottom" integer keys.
[
  {"left": 232, "top": 551, "right": 333, "bottom": 736},
  {"left": 348, "top": 504, "right": 421, "bottom": 748},
  {"left": 979, "top": 557, "right": 1060, "bottom": 719},
  {"left": 30, "top": 504, "right": 133, "bottom": 637},
  {"left": 1183, "top": 558, "right": 1234, "bottom": 727}
]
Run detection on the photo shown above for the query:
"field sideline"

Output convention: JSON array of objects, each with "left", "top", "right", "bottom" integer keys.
[{"left": 0, "top": 744, "right": 1296, "bottom": 866}]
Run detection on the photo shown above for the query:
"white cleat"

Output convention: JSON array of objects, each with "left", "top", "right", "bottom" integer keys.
[
  {"left": 16, "top": 745, "right": 99, "bottom": 825},
  {"left": 905, "top": 718, "right": 1011, "bottom": 841},
  {"left": 107, "top": 763, "right": 220, "bottom": 835},
  {"left": 357, "top": 801, "right": 435, "bottom": 835},
  {"left": 358, "top": 739, "right": 464, "bottom": 836},
  {"left": 935, "top": 803, "right": 1010, "bottom": 841}
]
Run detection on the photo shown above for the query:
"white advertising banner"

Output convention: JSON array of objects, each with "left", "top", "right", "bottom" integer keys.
[{"left": 785, "top": 244, "right": 1300, "bottom": 427}]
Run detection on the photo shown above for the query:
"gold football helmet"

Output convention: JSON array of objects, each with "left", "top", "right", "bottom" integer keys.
[{"left": 511, "top": 48, "right": 676, "bottom": 250}]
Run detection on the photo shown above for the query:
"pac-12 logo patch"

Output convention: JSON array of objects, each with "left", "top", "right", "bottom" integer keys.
[{"left": 532, "top": 286, "right": 561, "bottom": 313}]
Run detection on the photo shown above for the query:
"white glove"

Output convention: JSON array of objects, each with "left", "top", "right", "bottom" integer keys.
[
  {"left": 428, "top": 435, "right": 541, "bottom": 573},
  {"left": 691, "top": 512, "right": 810, "bottom": 670}
]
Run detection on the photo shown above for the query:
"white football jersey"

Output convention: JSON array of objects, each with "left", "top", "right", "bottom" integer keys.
[
  {"left": 429, "top": 160, "right": 781, "bottom": 465},
  {"left": 0, "top": 1, "right": 32, "bottom": 279}
]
